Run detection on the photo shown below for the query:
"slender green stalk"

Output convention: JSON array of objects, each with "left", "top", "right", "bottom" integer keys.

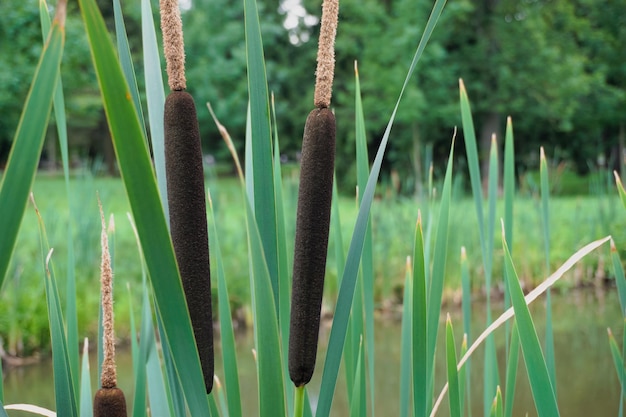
[
  {"left": 399, "top": 257, "right": 413, "bottom": 417},
  {"left": 540, "top": 147, "right": 557, "bottom": 394},
  {"left": 460, "top": 248, "right": 471, "bottom": 417},
  {"left": 294, "top": 386, "right": 306, "bottom": 417},
  {"left": 502, "top": 222, "right": 559, "bottom": 417},
  {"left": 446, "top": 315, "right": 461, "bottom": 417},
  {"left": 413, "top": 214, "right": 428, "bottom": 417}
]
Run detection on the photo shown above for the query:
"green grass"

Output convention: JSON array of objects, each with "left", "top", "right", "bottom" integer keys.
[{"left": 2, "top": 173, "right": 622, "bottom": 354}]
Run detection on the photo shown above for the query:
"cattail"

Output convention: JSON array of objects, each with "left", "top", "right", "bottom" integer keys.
[
  {"left": 289, "top": 108, "right": 336, "bottom": 386},
  {"left": 94, "top": 198, "right": 127, "bottom": 417},
  {"left": 288, "top": 0, "right": 339, "bottom": 388},
  {"left": 161, "top": 0, "right": 213, "bottom": 393}
]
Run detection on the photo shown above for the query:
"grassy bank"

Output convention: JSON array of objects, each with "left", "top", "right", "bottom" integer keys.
[{"left": 2, "top": 172, "right": 622, "bottom": 356}]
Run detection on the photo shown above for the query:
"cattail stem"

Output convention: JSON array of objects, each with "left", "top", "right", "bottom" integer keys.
[
  {"left": 94, "top": 198, "right": 127, "bottom": 417},
  {"left": 160, "top": 0, "right": 186, "bottom": 91},
  {"left": 314, "top": 0, "right": 339, "bottom": 108},
  {"left": 294, "top": 385, "right": 306, "bottom": 417},
  {"left": 98, "top": 197, "right": 116, "bottom": 389}
]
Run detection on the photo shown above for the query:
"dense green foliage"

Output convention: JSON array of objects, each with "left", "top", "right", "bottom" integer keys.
[{"left": 1, "top": 0, "right": 624, "bottom": 185}]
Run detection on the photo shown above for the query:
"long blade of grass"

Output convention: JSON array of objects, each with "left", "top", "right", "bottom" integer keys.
[
  {"left": 490, "top": 387, "right": 503, "bottom": 417},
  {"left": 502, "top": 118, "right": 514, "bottom": 342},
  {"left": 79, "top": 339, "right": 92, "bottom": 417},
  {"left": 399, "top": 257, "right": 413, "bottom": 417},
  {"left": 245, "top": 197, "right": 286, "bottom": 417},
  {"left": 539, "top": 148, "right": 557, "bottom": 394},
  {"left": 413, "top": 214, "right": 428, "bottom": 417},
  {"left": 141, "top": 0, "right": 169, "bottom": 218},
  {"left": 33, "top": 199, "right": 78, "bottom": 417},
  {"left": 271, "top": 96, "right": 295, "bottom": 416},
  {"left": 474, "top": 135, "right": 499, "bottom": 414},
  {"left": 446, "top": 315, "right": 461, "bottom": 417},
  {"left": 155, "top": 310, "right": 186, "bottom": 417},
  {"left": 39, "top": 0, "right": 79, "bottom": 395},
  {"left": 611, "top": 238, "right": 626, "bottom": 315},
  {"left": 503, "top": 117, "right": 515, "bottom": 255},
  {"left": 430, "top": 235, "right": 610, "bottom": 417},
  {"left": 316, "top": 2, "right": 447, "bottom": 415},
  {"left": 614, "top": 171, "right": 626, "bottom": 211},
  {"left": 458, "top": 80, "right": 487, "bottom": 265},
  {"left": 128, "top": 216, "right": 148, "bottom": 417},
  {"left": 331, "top": 178, "right": 355, "bottom": 402},
  {"left": 504, "top": 321, "right": 520, "bottom": 417},
  {"left": 243, "top": 0, "right": 279, "bottom": 308},
  {"left": 113, "top": 0, "right": 147, "bottom": 141},
  {"left": 460, "top": 248, "right": 472, "bottom": 417},
  {"left": 427, "top": 137, "right": 454, "bottom": 411},
  {"left": 208, "top": 194, "right": 243, "bottom": 417},
  {"left": 354, "top": 61, "right": 376, "bottom": 417},
  {"left": 459, "top": 335, "right": 468, "bottom": 417},
  {"left": 78, "top": 0, "right": 210, "bottom": 413},
  {"left": 501, "top": 221, "right": 559, "bottom": 417},
  {"left": 0, "top": 1, "right": 65, "bottom": 288},
  {"left": 483, "top": 136, "right": 499, "bottom": 417},
  {"left": 349, "top": 337, "right": 365, "bottom": 417},
  {"left": 608, "top": 328, "right": 626, "bottom": 399}
]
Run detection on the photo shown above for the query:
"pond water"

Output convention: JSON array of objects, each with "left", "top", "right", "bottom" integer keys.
[{"left": 2, "top": 288, "right": 623, "bottom": 416}]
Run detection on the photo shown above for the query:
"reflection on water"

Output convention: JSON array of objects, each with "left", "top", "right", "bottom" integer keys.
[{"left": 3, "top": 289, "right": 622, "bottom": 416}]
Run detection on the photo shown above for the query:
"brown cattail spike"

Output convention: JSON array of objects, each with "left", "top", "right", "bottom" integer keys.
[
  {"left": 164, "top": 90, "right": 214, "bottom": 393},
  {"left": 98, "top": 198, "right": 116, "bottom": 389},
  {"left": 94, "top": 387, "right": 127, "bottom": 417},
  {"left": 160, "top": 0, "right": 186, "bottom": 91},
  {"left": 289, "top": 108, "right": 336, "bottom": 386},
  {"left": 314, "top": 0, "right": 339, "bottom": 108}
]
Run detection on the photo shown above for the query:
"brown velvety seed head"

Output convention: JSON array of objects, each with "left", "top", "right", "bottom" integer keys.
[
  {"left": 164, "top": 90, "right": 214, "bottom": 393},
  {"left": 288, "top": 108, "right": 336, "bottom": 386},
  {"left": 93, "top": 387, "right": 127, "bottom": 417}
]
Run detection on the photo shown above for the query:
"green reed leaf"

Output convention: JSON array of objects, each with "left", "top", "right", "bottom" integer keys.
[
  {"left": 79, "top": 339, "right": 92, "bottom": 417},
  {"left": 113, "top": 0, "right": 147, "bottom": 141},
  {"left": 243, "top": 0, "right": 279, "bottom": 308},
  {"left": 38, "top": 0, "right": 80, "bottom": 396},
  {"left": 427, "top": 138, "right": 454, "bottom": 410},
  {"left": 271, "top": 96, "right": 295, "bottom": 416},
  {"left": 209, "top": 195, "right": 243, "bottom": 417},
  {"left": 354, "top": 62, "right": 377, "bottom": 416},
  {"left": 141, "top": 0, "right": 169, "bottom": 218},
  {"left": 245, "top": 196, "right": 286, "bottom": 417},
  {"left": 446, "top": 316, "right": 461, "bottom": 417},
  {"left": 400, "top": 257, "right": 413, "bottom": 417},
  {"left": 504, "top": 320, "right": 520, "bottom": 417},
  {"left": 0, "top": 2, "right": 64, "bottom": 288},
  {"left": 34, "top": 198, "right": 78, "bottom": 417},
  {"left": 413, "top": 215, "right": 428, "bottom": 417},
  {"left": 540, "top": 147, "right": 557, "bottom": 394},
  {"left": 502, "top": 223, "right": 559, "bottom": 417}
]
